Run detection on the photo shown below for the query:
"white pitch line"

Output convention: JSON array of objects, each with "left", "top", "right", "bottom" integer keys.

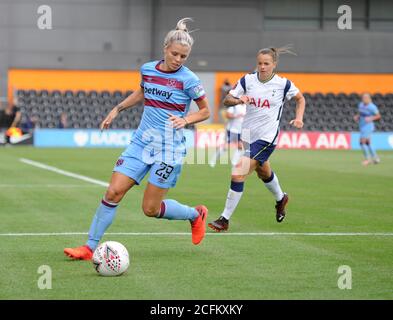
[
  {"left": 12, "top": 159, "right": 393, "bottom": 238},
  {"left": 0, "top": 184, "right": 102, "bottom": 188},
  {"left": 0, "top": 232, "right": 392, "bottom": 237},
  {"left": 19, "top": 158, "right": 109, "bottom": 187}
]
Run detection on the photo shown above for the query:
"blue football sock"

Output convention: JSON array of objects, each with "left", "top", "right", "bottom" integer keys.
[
  {"left": 360, "top": 143, "right": 370, "bottom": 159},
  {"left": 157, "top": 199, "right": 198, "bottom": 221},
  {"left": 367, "top": 144, "right": 377, "bottom": 158},
  {"left": 86, "top": 199, "right": 118, "bottom": 251}
]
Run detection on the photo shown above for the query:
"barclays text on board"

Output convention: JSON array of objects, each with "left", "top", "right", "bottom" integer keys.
[
  {"left": 33, "top": 129, "right": 393, "bottom": 150},
  {"left": 34, "top": 129, "right": 196, "bottom": 148},
  {"left": 34, "top": 129, "right": 134, "bottom": 147}
]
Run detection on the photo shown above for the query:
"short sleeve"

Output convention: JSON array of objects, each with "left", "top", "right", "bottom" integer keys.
[
  {"left": 139, "top": 68, "right": 145, "bottom": 88},
  {"left": 229, "top": 77, "right": 245, "bottom": 98},
  {"left": 285, "top": 81, "right": 300, "bottom": 101},
  {"left": 186, "top": 79, "right": 206, "bottom": 101}
]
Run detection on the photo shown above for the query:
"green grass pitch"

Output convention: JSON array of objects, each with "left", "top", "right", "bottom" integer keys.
[{"left": 0, "top": 146, "right": 392, "bottom": 299}]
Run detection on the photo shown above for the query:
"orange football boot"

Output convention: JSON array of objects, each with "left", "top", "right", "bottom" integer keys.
[
  {"left": 191, "top": 205, "right": 208, "bottom": 245},
  {"left": 64, "top": 245, "right": 93, "bottom": 260}
]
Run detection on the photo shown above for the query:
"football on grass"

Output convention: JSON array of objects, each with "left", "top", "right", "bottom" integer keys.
[{"left": 92, "top": 241, "right": 130, "bottom": 276}]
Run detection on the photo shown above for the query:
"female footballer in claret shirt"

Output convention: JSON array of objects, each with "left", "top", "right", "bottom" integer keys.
[{"left": 65, "top": 18, "right": 210, "bottom": 260}]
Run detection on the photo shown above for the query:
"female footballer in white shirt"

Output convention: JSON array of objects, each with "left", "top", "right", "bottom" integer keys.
[{"left": 208, "top": 46, "right": 306, "bottom": 232}]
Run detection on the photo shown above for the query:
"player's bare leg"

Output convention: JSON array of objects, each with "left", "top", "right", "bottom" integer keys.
[
  {"left": 64, "top": 173, "right": 136, "bottom": 260},
  {"left": 142, "top": 183, "right": 169, "bottom": 217},
  {"left": 145, "top": 183, "right": 208, "bottom": 245}
]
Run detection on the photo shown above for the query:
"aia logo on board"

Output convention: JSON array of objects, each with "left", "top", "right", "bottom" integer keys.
[{"left": 116, "top": 159, "right": 124, "bottom": 166}]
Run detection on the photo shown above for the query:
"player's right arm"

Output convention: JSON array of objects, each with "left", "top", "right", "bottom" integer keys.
[
  {"left": 223, "top": 94, "right": 250, "bottom": 107},
  {"left": 353, "top": 102, "right": 361, "bottom": 122},
  {"left": 223, "top": 76, "right": 250, "bottom": 107},
  {"left": 100, "top": 87, "right": 144, "bottom": 130}
]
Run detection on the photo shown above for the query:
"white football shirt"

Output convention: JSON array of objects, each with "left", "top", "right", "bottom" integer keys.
[{"left": 229, "top": 72, "right": 299, "bottom": 144}]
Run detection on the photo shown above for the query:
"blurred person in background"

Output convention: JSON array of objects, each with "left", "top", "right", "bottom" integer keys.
[
  {"left": 58, "top": 112, "right": 68, "bottom": 129},
  {"left": 219, "top": 79, "right": 233, "bottom": 122},
  {"left": 21, "top": 115, "right": 39, "bottom": 134},
  {"left": 0, "top": 96, "right": 21, "bottom": 145},
  {"left": 353, "top": 93, "right": 381, "bottom": 166},
  {"left": 209, "top": 101, "right": 246, "bottom": 168}
]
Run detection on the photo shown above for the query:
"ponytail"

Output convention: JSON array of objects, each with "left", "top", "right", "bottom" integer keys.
[
  {"left": 258, "top": 45, "right": 296, "bottom": 63},
  {"left": 163, "top": 18, "right": 194, "bottom": 48}
]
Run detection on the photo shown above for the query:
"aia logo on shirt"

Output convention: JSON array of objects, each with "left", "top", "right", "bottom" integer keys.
[
  {"left": 116, "top": 159, "right": 124, "bottom": 166},
  {"left": 250, "top": 97, "right": 270, "bottom": 109}
]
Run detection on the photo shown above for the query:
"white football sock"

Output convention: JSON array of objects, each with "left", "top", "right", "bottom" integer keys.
[
  {"left": 221, "top": 188, "right": 243, "bottom": 220},
  {"left": 264, "top": 173, "right": 284, "bottom": 201}
]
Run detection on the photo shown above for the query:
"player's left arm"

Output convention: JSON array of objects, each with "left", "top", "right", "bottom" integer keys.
[
  {"left": 170, "top": 97, "right": 210, "bottom": 129},
  {"left": 100, "top": 88, "right": 144, "bottom": 130},
  {"left": 289, "top": 92, "right": 306, "bottom": 129},
  {"left": 366, "top": 113, "right": 381, "bottom": 122}
]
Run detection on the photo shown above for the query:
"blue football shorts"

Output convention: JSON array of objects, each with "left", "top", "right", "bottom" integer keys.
[
  {"left": 360, "top": 127, "right": 374, "bottom": 139},
  {"left": 243, "top": 139, "right": 276, "bottom": 165},
  {"left": 113, "top": 143, "right": 184, "bottom": 189}
]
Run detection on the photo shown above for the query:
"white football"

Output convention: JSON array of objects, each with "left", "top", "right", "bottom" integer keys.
[{"left": 92, "top": 241, "right": 130, "bottom": 276}]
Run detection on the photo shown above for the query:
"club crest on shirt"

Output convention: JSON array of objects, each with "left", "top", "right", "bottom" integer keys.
[{"left": 167, "top": 78, "right": 178, "bottom": 88}]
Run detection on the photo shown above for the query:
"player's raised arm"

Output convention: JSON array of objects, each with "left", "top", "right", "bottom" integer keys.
[
  {"left": 100, "top": 87, "right": 144, "bottom": 130},
  {"left": 289, "top": 91, "right": 306, "bottom": 129}
]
